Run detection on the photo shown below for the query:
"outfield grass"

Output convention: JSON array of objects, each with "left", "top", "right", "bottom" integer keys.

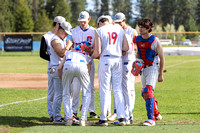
[{"left": 0, "top": 55, "right": 200, "bottom": 133}]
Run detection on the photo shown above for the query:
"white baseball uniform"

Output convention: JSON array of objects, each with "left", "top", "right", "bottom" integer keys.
[
  {"left": 122, "top": 27, "right": 138, "bottom": 121},
  {"left": 62, "top": 50, "right": 91, "bottom": 121},
  {"left": 49, "top": 35, "right": 66, "bottom": 121},
  {"left": 71, "top": 26, "right": 96, "bottom": 114},
  {"left": 42, "top": 31, "right": 55, "bottom": 118},
  {"left": 96, "top": 24, "right": 125, "bottom": 120},
  {"left": 110, "top": 27, "right": 137, "bottom": 120}
]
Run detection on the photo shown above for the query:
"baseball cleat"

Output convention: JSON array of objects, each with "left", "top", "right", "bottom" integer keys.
[
  {"left": 53, "top": 118, "right": 65, "bottom": 124},
  {"left": 107, "top": 113, "right": 117, "bottom": 121},
  {"left": 126, "top": 119, "right": 130, "bottom": 125},
  {"left": 143, "top": 119, "right": 155, "bottom": 126},
  {"left": 155, "top": 114, "right": 162, "bottom": 121},
  {"left": 118, "top": 118, "right": 126, "bottom": 126},
  {"left": 72, "top": 116, "right": 80, "bottom": 125},
  {"left": 129, "top": 116, "right": 133, "bottom": 124},
  {"left": 49, "top": 116, "right": 53, "bottom": 122},
  {"left": 114, "top": 118, "right": 126, "bottom": 126},
  {"left": 90, "top": 112, "right": 98, "bottom": 118},
  {"left": 73, "top": 113, "right": 79, "bottom": 120},
  {"left": 79, "top": 119, "right": 93, "bottom": 126},
  {"left": 95, "top": 120, "right": 108, "bottom": 126},
  {"left": 65, "top": 119, "right": 73, "bottom": 126}
]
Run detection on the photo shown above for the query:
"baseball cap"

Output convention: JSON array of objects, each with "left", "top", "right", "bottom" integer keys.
[
  {"left": 78, "top": 11, "right": 89, "bottom": 21},
  {"left": 114, "top": 12, "right": 126, "bottom": 22},
  {"left": 60, "top": 21, "right": 72, "bottom": 35},
  {"left": 97, "top": 15, "right": 113, "bottom": 24},
  {"left": 54, "top": 16, "right": 66, "bottom": 23}
]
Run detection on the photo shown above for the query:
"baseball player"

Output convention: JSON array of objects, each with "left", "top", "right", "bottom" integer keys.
[
  {"left": 133, "top": 18, "right": 164, "bottom": 126},
  {"left": 108, "top": 12, "right": 138, "bottom": 124},
  {"left": 58, "top": 48, "right": 92, "bottom": 126},
  {"left": 50, "top": 21, "right": 73, "bottom": 124},
  {"left": 71, "top": 11, "right": 97, "bottom": 119},
  {"left": 39, "top": 16, "right": 66, "bottom": 122},
  {"left": 92, "top": 15, "right": 129, "bottom": 126}
]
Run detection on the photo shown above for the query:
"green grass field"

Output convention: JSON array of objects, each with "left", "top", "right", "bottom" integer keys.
[{"left": 0, "top": 54, "right": 200, "bottom": 133}]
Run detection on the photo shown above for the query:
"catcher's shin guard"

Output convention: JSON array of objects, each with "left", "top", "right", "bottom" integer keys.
[
  {"left": 154, "top": 100, "right": 160, "bottom": 118},
  {"left": 141, "top": 85, "right": 155, "bottom": 120}
]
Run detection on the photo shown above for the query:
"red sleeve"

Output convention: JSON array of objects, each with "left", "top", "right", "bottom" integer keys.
[{"left": 132, "top": 36, "right": 137, "bottom": 44}]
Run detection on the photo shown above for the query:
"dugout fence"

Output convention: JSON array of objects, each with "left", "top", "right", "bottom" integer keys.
[{"left": 0, "top": 32, "right": 200, "bottom": 56}]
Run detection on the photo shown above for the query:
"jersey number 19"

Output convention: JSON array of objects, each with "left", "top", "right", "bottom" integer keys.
[{"left": 108, "top": 32, "right": 117, "bottom": 45}]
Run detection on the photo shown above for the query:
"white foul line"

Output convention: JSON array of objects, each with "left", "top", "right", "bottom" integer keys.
[
  {"left": 1, "top": 59, "right": 199, "bottom": 108},
  {"left": 0, "top": 97, "right": 46, "bottom": 108},
  {"left": 165, "top": 59, "right": 200, "bottom": 68}
]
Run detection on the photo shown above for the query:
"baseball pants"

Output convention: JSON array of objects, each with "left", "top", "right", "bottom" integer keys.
[
  {"left": 49, "top": 66, "right": 63, "bottom": 121},
  {"left": 122, "top": 60, "right": 135, "bottom": 120},
  {"left": 62, "top": 62, "right": 91, "bottom": 120},
  {"left": 98, "top": 56, "right": 125, "bottom": 120},
  {"left": 72, "top": 59, "right": 95, "bottom": 113},
  {"left": 47, "top": 66, "right": 55, "bottom": 118}
]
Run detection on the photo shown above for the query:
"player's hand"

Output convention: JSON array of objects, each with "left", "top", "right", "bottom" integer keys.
[
  {"left": 158, "top": 74, "right": 164, "bottom": 82},
  {"left": 84, "top": 48, "right": 93, "bottom": 54},
  {"left": 66, "top": 40, "right": 73, "bottom": 50}
]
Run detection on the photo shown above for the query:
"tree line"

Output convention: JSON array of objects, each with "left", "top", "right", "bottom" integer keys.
[{"left": 0, "top": 0, "right": 200, "bottom": 34}]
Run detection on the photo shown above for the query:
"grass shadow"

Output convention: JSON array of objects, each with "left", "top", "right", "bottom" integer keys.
[{"left": 0, "top": 116, "right": 51, "bottom": 127}]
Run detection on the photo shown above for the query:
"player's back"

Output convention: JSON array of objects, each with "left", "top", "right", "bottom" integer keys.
[{"left": 96, "top": 24, "right": 124, "bottom": 57}]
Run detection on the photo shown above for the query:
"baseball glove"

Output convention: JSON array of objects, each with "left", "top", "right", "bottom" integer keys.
[{"left": 131, "top": 59, "right": 144, "bottom": 76}]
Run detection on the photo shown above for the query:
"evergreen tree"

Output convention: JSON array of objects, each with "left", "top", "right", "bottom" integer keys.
[
  {"left": 53, "top": 0, "right": 71, "bottom": 22},
  {"left": 195, "top": 0, "right": 200, "bottom": 30},
  {"left": 123, "top": 0, "right": 133, "bottom": 24},
  {"left": 137, "top": 0, "right": 154, "bottom": 18},
  {"left": 112, "top": 0, "right": 124, "bottom": 14},
  {"left": 45, "top": 0, "right": 71, "bottom": 22},
  {"left": 112, "top": 0, "right": 133, "bottom": 24},
  {"left": 70, "top": 0, "right": 86, "bottom": 27},
  {"left": 0, "top": 0, "right": 15, "bottom": 31},
  {"left": 100, "top": 0, "right": 109, "bottom": 15},
  {"left": 34, "top": 11, "right": 52, "bottom": 32},
  {"left": 160, "top": 0, "right": 176, "bottom": 26},
  {"left": 14, "top": 0, "right": 34, "bottom": 32},
  {"left": 152, "top": 0, "right": 160, "bottom": 24}
]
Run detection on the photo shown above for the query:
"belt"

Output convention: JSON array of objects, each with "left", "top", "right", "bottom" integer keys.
[
  {"left": 123, "top": 62, "right": 128, "bottom": 65},
  {"left": 103, "top": 55, "right": 110, "bottom": 57},
  {"left": 144, "top": 63, "right": 158, "bottom": 68},
  {"left": 66, "top": 59, "right": 85, "bottom": 63}
]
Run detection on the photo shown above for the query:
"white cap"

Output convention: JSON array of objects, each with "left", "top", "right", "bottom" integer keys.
[
  {"left": 54, "top": 16, "right": 66, "bottom": 23},
  {"left": 60, "top": 21, "right": 72, "bottom": 35},
  {"left": 114, "top": 12, "right": 126, "bottom": 22},
  {"left": 97, "top": 15, "right": 113, "bottom": 24},
  {"left": 78, "top": 11, "right": 89, "bottom": 21}
]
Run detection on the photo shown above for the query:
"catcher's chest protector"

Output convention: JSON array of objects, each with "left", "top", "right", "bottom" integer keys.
[{"left": 135, "top": 35, "right": 157, "bottom": 66}]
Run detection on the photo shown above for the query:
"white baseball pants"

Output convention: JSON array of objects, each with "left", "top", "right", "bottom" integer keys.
[
  {"left": 49, "top": 66, "right": 63, "bottom": 121},
  {"left": 98, "top": 56, "right": 125, "bottom": 120},
  {"left": 122, "top": 60, "right": 135, "bottom": 120},
  {"left": 62, "top": 62, "right": 91, "bottom": 120}
]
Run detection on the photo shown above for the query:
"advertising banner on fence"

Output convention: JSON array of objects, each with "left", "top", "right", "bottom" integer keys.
[{"left": 4, "top": 35, "right": 33, "bottom": 52}]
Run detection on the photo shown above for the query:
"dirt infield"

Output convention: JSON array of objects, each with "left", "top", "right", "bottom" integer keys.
[{"left": 0, "top": 73, "right": 140, "bottom": 90}]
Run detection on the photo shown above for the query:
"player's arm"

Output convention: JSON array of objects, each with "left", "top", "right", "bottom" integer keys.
[
  {"left": 58, "top": 56, "right": 66, "bottom": 80},
  {"left": 133, "top": 29, "right": 138, "bottom": 52},
  {"left": 156, "top": 38, "right": 165, "bottom": 82},
  {"left": 91, "top": 30, "right": 101, "bottom": 59},
  {"left": 40, "top": 36, "right": 50, "bottom": 61},
  {"left": 51, "top": 39, "right": 73, "bottom": 58},
  {"left": 122, "top": 34, "right": 129, "bottom": 56}
]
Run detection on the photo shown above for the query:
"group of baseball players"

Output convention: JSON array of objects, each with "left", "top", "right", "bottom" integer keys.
[{"left": 40, "top": 10, "right": 165, "bottom": 126}]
